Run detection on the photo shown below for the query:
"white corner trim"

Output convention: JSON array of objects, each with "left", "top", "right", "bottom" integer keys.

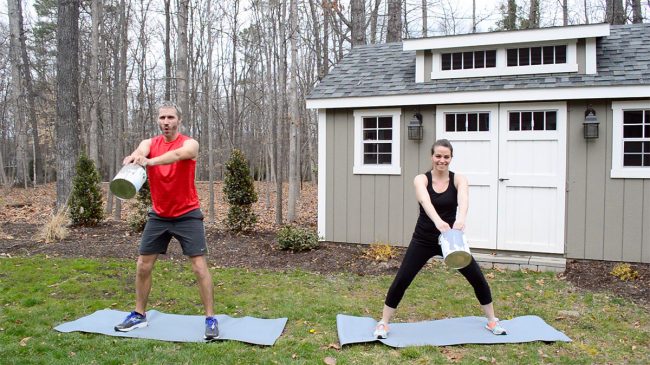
[
  {"left": 353, "top": 108, "right": 402, "bottom": 175},
  {"left": 416, "top": 51, "right": 425, "bottom": 83},
  {"left": 610, "top": 100, "right": 650, "bottom": 179},
  {"left": 317, "top": 109, "right": 327, "bottom": 239},
  {"left": 403, "top": 23, "right": 610, "bottom": 51},
  {"left": 585, "top": 38, "right": 597, "bottom": 74},
  {"left": 305, "top": 85, "right": 650, "bottom": 110}
]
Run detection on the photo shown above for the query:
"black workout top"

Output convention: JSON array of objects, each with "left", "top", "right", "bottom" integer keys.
[{"left": 413, "top": 171, "right": 458, "bottom": 241}]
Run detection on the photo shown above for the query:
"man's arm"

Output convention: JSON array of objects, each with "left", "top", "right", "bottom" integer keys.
[
  {"left": 122, "top": 139, "right": 152, "bottom": 165},
  {"left": 134, "top": 139, "right": 199, "bottom": 167}
]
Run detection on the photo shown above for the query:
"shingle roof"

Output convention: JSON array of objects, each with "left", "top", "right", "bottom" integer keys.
[{"left": 307, "top": 24, "right": 650, "bottom": 100}]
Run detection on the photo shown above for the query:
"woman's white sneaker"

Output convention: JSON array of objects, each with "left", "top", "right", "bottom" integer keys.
[{"left": 373, "top": 320, "right": 389, "bottom": 339}]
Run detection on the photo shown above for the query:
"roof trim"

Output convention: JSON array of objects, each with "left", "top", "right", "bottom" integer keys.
[
  {"left": 403, "top": 23, "right": 610, "bottom": 51},
  {"left": 305, "top": 85, "right": 650, "bottom": 109}
]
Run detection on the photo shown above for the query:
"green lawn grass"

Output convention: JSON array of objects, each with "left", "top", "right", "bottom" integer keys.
[{"left": 0, "top": 256, "right": 648, "bottom": 364}]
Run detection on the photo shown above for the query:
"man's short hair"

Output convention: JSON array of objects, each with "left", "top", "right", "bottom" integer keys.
[{"left": 158, "top": 101, "right": 182, "bottom": 120}]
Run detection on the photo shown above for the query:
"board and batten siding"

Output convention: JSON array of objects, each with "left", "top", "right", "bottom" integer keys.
[
  {"left": 323, "top": 107, "right": 436, "bottom": 246},
  {"left": 565, "top": 100, "right": 650, "bottom": 263}
]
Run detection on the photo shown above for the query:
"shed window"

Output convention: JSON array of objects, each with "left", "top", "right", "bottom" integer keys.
[
  {"left": 611, "top": 101, "right": 650, "bottom": 178},
  {"left": 445, "top": 112, "right": 490, "bottom": 132},
  {"left": 353, "top": 109, "right": 402, "bottom": 175},
  {"left": 441, "top": 50, "right": 497, "bottom": 71},
  {"left": 507, "top": 45, "right": 567, "bottom": 67},
  {"left": 508, "top": 111, "right": 557, "bottom": 131}
]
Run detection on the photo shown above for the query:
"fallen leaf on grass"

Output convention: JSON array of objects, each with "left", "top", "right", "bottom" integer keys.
[
  {"left": 486, "top": 273, "right": 495, "bottom": 279},
  {"left": 20, "top": 337, "right": 31, "bottom": 346},
  {"left": 478, "top": 356, "right": 496, "bottom": 363},
  {"left": 327, "top": 343, "right": 340, "bottom": 350},
  {"left": 324, "top": 357, "right": 336, "bottom": 365}
]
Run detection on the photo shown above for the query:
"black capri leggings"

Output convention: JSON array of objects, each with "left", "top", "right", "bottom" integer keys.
[{"left": 385, "top": 236, "right": 493, "bottom": 309}]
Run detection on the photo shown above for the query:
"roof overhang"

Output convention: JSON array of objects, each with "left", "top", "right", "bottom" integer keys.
[
  {"left": 403, "top": 23, "right": 610, "bottom": 51},
  {"left": 305, "top": 85, "right": 650, "bottom": 109}
]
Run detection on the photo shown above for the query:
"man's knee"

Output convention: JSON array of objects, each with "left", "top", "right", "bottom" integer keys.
[{"left": 136, "top": 256, "right": 156, "bottom": 276}]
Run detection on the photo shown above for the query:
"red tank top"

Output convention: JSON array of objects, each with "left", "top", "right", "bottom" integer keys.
[{"left": 147, "top": 134, "right": 200, "bottom": 218}]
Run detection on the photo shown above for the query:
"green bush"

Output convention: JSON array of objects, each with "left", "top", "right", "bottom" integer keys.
[
  {"left": 68, "top": 153, "right": 104, "bottom": 226},
  {"left": 127, "top": 180, "right": 151, "bottom": 232},
  {"left": 277, "top": 225, "right": 319, "bottom": 252},
  {"left": 223, "top": 149, "right": 258, "bottom": 232}
]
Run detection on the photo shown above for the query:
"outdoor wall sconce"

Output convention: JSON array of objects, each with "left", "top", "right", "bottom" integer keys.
[
  {"left": 583, "top": 106, "right": 599, "bottom": 139},
  {"left": 408, "top": 113, "right": 423, "bottom": 140}
]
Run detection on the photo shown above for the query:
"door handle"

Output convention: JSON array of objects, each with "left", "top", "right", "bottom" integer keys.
[{"left": 499, "top": 178, "right": 510, "bottom": 181}]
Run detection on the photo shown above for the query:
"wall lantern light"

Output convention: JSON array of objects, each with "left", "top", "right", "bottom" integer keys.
[
  {"left": 408, "top": 113, "right": 423, "bottom": 140},
  {"left": 583, "top": 106, "right": 599, "bottom": 139}
]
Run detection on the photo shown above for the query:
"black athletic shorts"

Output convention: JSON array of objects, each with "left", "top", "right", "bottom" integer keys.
[{"left": 139, "top": 208, "right": 207, "bottom": 256}]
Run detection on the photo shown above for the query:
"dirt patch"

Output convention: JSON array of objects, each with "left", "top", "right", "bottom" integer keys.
[{"left": 0, "top": 221, "right": 403, "bottom": 276}]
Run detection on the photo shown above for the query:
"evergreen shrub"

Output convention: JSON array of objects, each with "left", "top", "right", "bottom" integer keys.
[
  {"left": 127, "top": 180, "right": 151, "bottom": 232},
  {"left": 276, "top": 225, "right": 319, "bottom": 252},
  {"left": 223, "top": 149, "right": 258, "bottom": 232},
  {"left": 68, "top": 153, "right": 104, "bottom": 226}
]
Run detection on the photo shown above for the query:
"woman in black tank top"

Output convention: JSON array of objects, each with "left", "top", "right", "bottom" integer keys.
[{"left": 373, "top": 140, "right": 507, "bottom": 339}]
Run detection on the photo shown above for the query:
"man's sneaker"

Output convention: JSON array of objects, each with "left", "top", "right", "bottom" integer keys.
[
  {"left": 373, "top": 320, "right": 389, "bottom": 339},
  {"left": 114, "top": 311, "right": 147, "bottom": 332},
  {"left": 204, "top": 316, "right": 219, "bottom": 340},
  {"left": 486, "top": 318, "right": 507, "bottom": 335}
]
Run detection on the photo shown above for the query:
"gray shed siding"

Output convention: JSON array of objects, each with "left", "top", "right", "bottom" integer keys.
[
  {"left": 324, "top": 100, "right": 650, "bottom": 262},
  {"left": 566, "top": 100, "right": 650, "bottom": 263},
  {"left": 324, "top": 107, "right": 436, "bottom": 246}
]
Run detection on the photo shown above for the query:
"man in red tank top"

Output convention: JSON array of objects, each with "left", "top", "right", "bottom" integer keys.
[{"left": 114, "top": 101, "right": 219, "bottom": 340}]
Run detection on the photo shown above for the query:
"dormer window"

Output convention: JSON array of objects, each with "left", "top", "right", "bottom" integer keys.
[
  {"left": 405, "top": 23, "right": 609, "bottom": 82},
  {"left": 507, "top": 45, "right": 567, "bottom": 67},
  {"left": 441, "top": 50, "right": 497, "bottom": 70}
]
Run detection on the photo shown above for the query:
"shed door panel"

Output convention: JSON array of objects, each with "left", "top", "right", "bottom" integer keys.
[
  {"left": 497, "top": 103, "right": 566, "bottom": 253},
  {"left": 436, "top": 105, "right": 499, "bottom": 249}
]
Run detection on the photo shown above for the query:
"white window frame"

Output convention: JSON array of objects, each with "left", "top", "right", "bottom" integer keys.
[
  {"left": 353, "top": 109, "right": 401, "bottom": 175},
  {"left": 611, "top": 100, "right": 650, "bottom": 179},
  {"left": 431, "top": 41, "right": 577, "bottom": 80}
]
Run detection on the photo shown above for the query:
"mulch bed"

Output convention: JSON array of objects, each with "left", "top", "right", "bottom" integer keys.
[{"left": 1, "top": 220, "right": 648, "bottom": 308}]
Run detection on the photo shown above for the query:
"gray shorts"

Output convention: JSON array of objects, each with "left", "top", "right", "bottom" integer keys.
[{"left": 139, "top": 208, "right": 207, "bottom": 256}]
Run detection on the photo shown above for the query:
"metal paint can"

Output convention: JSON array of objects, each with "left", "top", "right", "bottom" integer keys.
[
  {"left": 438, "top": 229, "right": 472, "bottom": 269},
  {"left": 109, "top": 164, "right": 147, "bottom": 200}
]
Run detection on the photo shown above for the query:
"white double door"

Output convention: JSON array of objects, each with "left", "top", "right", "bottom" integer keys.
[{"left": 435, "top": 102, "right": 566, "bottom": 253}]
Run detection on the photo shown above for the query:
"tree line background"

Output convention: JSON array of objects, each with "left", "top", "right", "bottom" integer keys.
[{"left": 1, "top": 0, "right": 647, "bottom": 223}]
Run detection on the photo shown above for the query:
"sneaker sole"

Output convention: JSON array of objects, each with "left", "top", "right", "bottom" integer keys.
[
  {"left": 204, "top": 335, "right": 220, "bottom": 340},
  {"left": 114, "top": 322, "right": 148, "bottom": 332}
]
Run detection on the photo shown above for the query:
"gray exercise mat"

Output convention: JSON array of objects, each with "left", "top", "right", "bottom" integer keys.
[
  {"left": 54, "top": 309, "right": 287, "bottom": 346},
  {"left": 336, "top": 314, "right": 571, "bottom": 347}
]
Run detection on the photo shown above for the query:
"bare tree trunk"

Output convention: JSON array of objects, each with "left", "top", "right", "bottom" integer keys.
[
  {"left": 164, "top": 0, "right": 172, "bottom": 100},
  {"left": 206, "top": 0, "right": 216, "bottom": 223},
  {"left": 528, "top": 0, "right": 540, "bottom": 28},
  {"left": 423, "top": 0, "right": 428, "bottom": 36},
  {"left": 275, "top": 0, "right": 287, "bottom": 225},
  {"left": 472, "top": 0, "right": 476, "bottom": 33},
  {"left": 8, "top": 0, "right": 29, "bottom": 188},
  {"left": 606, "top": 0, "right": 626, "bottom": 24},
  {"left": 89, "top": 0, "right": 102, "bottom": 166},
  {"left": 631, "top": 0, "right": 643, "bottom": 23},
  {"left": 288, "top": 0, "right": 299, "bottom": 222},
  {"left": 323, "top": 1, "right": 331, "bottom": 74},
  {"left": 584, "top": 0, "right": 589, "bottom": 24},
  {"left": 351, "top": 0, "right": 366, "bottom": 46},
  {"left": 386, "top": 0, "right": 402, "bottom": 43},
  {"left": 177, "top": 0, "right": 189, "bottom": 119},
  {"left": 562, "top": 0, "right": 568, "bottom": 26},
  {"left": 55, "top": 0, "right": 81, "bottom": 209},
  {"left": 369, "top": 0, "right": 381, "bottom": 44},
  {"left": 307, "top": 0, "right": 323, "bottom": 80}
]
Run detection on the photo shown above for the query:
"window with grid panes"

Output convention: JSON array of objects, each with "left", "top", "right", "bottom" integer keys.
[
  {"left": 508, "top": 111, "right": 557, "bottom": 131},
  {"left": 444, "top": 112, "right": 490, "bottom": 132}
]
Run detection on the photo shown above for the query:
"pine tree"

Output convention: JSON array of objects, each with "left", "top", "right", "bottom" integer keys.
[
  {"left": 69, "top": 152, "right": 104, "bottom": 226},
  {"left": 127, "top": 180, "right": 151, "bottom": 232},
  {"left": 223, "top": 149, "right": 258, "bottom": 232}
]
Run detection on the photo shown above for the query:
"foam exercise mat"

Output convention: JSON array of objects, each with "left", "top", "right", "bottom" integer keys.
[
  {"left": 54, "top": 309, "right": 287, "bottom": 346},
  {"left": 336, "top": 314, "right": 571, "bottom": 347}
]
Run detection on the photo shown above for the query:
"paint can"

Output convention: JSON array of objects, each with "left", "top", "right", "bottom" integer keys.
[
  {"left": 438, "top": 229, "right": 472, "bottom": 269},
  {"left": 109, "top": 164, "right": 147, "bottom": 200}
]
